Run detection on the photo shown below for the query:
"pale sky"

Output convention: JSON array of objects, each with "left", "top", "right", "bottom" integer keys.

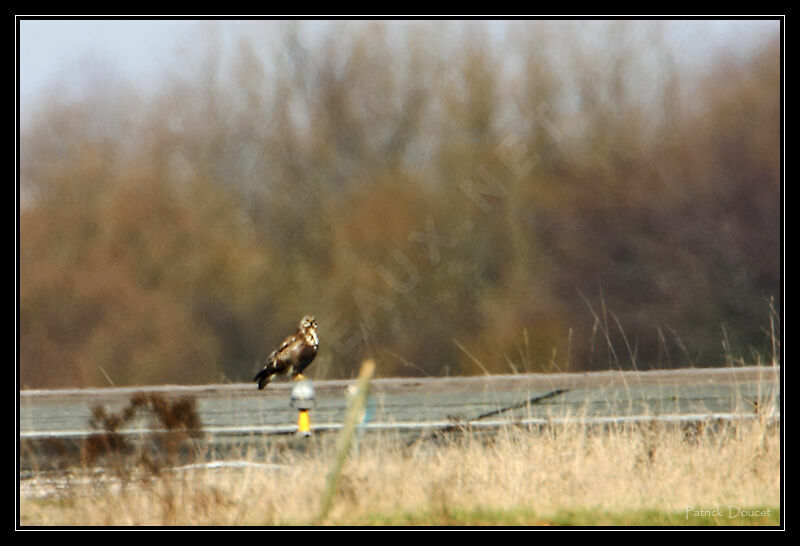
[
  {"left": 17, "top": 18, "right": 780, "bottom": 122},
  {"left": 20, "top": 20, "right": 189, "bottom": 94}
]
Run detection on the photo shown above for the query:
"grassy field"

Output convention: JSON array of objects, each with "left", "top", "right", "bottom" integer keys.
[{"left": 19, "top": 415, "right": 780, "bottom": 527}]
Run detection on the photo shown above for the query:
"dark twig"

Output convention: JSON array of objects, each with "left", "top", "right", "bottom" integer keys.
[
  {"left": 407, "top": 388, "right": 570, "bottom": 446},
  {"left": 470, "top": 388, "right": 570, "bottom": 423}
]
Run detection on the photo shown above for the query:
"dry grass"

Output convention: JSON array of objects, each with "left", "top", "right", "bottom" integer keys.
[{"left": 20, "top": 417, "right": 780, "bottom": 526}]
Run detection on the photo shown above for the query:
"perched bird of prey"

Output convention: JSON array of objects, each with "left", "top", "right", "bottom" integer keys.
[{"left": 253, "top": 316, "right": 319, "bottom": 389}]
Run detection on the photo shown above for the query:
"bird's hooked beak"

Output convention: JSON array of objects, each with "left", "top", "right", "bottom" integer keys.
[{"left": 301, "top": 315, "right": 317, "bottom": 329}]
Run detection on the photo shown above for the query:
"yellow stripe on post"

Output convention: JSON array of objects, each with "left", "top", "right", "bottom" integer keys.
[{"left": 297, "top": 409, "right": 311, "bottom": 436}]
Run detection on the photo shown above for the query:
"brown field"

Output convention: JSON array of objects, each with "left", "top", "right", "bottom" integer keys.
[{"left": 19, "top": 414, "right": 780, "bottom": 527}]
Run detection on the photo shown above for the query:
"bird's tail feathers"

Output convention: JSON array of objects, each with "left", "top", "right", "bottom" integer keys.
[{"left": 253, "top": 367, "right": 273, "bottom": 390}]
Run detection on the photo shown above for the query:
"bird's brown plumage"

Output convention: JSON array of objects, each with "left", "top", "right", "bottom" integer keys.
[{"left": 253, "top": 316, "right": 319, "bottom": 389}]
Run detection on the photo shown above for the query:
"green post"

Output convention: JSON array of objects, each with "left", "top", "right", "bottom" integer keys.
[{"left": 315, "top": 360, "right": 375, "bottom": 524}]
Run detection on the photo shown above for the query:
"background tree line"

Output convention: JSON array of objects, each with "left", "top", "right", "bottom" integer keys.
[{"left": 19, "top": 21, "right": 780, "bottom": 388}]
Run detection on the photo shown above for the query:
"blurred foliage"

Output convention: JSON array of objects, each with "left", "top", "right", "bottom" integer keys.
[{"left": 19, "top": 22, "right": 781, "bottom": 387}]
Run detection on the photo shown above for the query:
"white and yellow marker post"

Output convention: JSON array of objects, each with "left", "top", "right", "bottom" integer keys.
[{"left": 290, "top": 377, "right": 316, "bottom": 436}]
